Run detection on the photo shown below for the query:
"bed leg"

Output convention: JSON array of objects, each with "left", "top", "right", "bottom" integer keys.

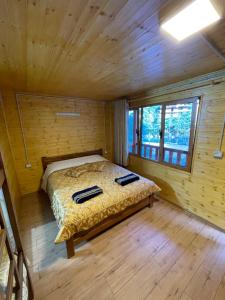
[
  {"left": 148, "top": 195, "right": 154, "bottom": 208},
  {"left": 66, "top": 237, "right": 75, "bottom": 258}
]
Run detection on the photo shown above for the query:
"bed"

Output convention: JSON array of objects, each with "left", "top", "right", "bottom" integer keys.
[{"left": 41, "top": 149, "right": 161, "bottom": 258}]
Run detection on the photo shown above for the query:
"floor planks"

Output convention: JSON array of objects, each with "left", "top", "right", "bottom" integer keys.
[{"left": 19, "top": 192, "right": 225, "bottom": 300}]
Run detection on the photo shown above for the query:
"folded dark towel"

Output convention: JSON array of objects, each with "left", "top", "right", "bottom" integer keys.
[
  {"left": 115, "top": 173, "right": 140, "bottom": 186},
  {"left": 72, "top": 185, "right": 103, "bottom": 204}
]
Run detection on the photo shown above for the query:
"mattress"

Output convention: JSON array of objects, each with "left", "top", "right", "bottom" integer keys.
[{"left": 45, "top": 160, "right": 161, "bottom": 243}]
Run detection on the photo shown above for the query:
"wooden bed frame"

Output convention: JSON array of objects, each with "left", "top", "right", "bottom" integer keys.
[{"left": 42, "top": 149, "right": 155, "bottom": 258}]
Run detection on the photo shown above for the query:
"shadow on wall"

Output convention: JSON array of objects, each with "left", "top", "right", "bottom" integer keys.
[{"left": 128, "top": 164, "right": 182, "bottom": 207}]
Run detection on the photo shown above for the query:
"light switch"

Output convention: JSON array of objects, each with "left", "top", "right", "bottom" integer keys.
[{"left": 213, "top": 150, "right": 223, "bottom": 159}]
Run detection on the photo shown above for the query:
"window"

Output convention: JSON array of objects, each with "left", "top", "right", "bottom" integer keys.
[
  {"left": 128, "top": 97, "right": 199, "bottom": 171},
  {"left": 141, "top": 105, "right": 162, "bottom": 162}
]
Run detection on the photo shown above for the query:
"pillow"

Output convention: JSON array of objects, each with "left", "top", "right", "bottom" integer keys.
[
  {"left": 65, "top": 161, "right": 106, "bottom": 178},
  {"left": 41, "top": 154, "right": 107, "bottom": 191},
  {"left": 88, "top": 161, "right": 106, "bottom": 172}
]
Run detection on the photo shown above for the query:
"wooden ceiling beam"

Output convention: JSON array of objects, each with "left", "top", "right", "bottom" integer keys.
[{"left": 200, "top": 32, "right": 225, "bottom": 64}]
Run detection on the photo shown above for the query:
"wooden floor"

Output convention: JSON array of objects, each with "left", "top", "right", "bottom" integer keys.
[{"left": 19, "top": 192, "right": 225, "bottom": 300}]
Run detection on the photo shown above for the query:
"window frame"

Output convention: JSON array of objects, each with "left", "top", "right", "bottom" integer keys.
[
  {"left": 129, "top": 97, "right": 199, "bottom": 172},
  {"left": 129, "top": 108, "right": 140, "bottom": 155}
]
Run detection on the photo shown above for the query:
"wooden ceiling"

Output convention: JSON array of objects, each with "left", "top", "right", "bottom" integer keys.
[{"left": 0, "top": 0, "right": 225, "bottom": 100}]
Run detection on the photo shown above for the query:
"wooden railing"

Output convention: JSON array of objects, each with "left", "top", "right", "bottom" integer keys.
[
  {"left": 163, "top": 146, "right": 188, "bottom": 166},
  {"left": 141, "top": 143, "right": 160, "bottom": 161},
  {"left": 130, "top": 143, "right": 189, "bottom": 167}
]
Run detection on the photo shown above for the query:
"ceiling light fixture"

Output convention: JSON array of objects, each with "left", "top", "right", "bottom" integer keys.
[
  {"left": 56, "top": 112, "right": 80, "bottom": 117},
  {"left": 161, "top": 0, "right": 221, "bottom": 41}
]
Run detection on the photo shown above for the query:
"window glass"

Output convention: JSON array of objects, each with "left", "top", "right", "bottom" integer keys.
[
  {"left": 163, "top": 102, "right": 193, "bottom": 168},
  {"left": 141, "top": 105, "right": 162, "bottom": 161}
]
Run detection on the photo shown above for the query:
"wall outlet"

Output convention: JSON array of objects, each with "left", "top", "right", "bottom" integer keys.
[
  {"left": 25, "top": 163, "right": 32, "bottom": 168},
  {"left": 213, "top": 150, "right": 223, "bottom": 159}
]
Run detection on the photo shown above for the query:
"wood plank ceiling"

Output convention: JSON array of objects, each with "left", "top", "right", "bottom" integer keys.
[{"left": 0, "top": 0, "right": 225, "bottom": 100}]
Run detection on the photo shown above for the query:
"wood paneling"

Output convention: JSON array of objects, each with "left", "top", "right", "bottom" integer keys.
[
  {"left": 129, "top": 80, "right": 225, "bottom": 231},
  {"left": 204, "top": 11, "right": 225, "bottom": 59},
  {"left": 0, "top": 0, "right": 224, "bottom": 100},
  {"left": 2, "top": 91, "right": 112, "bottom": 195},
  {"left": 66, "top": 195, "right": 154, "bottom": 258},
  {"left": 19, "top": 192, "right": 225, "bottom": 299},
  {"left": 0, "top": 94, "right": 21, "bottom": 215}
]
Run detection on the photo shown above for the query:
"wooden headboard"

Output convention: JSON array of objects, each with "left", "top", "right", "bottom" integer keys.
[{"left": 41, "top": 149, "right": 103, "bottom": 170}]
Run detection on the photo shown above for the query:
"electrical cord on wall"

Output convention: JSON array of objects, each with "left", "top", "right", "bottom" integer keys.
[
  {"left": 16, "top": 94, "right": 30, "bottom": 168},
  {"left": 14, "top": 93, "right": 109, "bottom": 165},
  {"left": 0, "top": 96, "right": 15, "bottom": 161}
]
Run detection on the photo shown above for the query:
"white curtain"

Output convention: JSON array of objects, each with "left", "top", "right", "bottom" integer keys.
[{"left": 114, "top": 99, "right": 129, "bottom": 166}]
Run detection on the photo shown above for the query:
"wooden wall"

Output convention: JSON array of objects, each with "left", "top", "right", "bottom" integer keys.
[
  {"left": 129, "top": 81, "right": 225, "bottom": 231},
  {"left": 0, "top": 93, "right": 21, "bottom": 214},
  {"left": 2, "top": 91, "right": 113, "bottom": 195}
]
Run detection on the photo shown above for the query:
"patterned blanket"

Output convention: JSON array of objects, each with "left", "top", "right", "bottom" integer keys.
[{"left": 46, "top": 161, "right": 161, "bottom": 243}]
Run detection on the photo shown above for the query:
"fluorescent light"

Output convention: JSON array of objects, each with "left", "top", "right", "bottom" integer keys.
[
  {"left": 161, "top": 0, "right": 221, "bottom": 41},
  {"left": 56, "top": 112, "right": 80, "bottom": 117}
]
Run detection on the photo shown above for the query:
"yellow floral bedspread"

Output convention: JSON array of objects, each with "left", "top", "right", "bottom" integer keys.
[{"left": 47, "top": 161, "right": 161, "bottom": 243}]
